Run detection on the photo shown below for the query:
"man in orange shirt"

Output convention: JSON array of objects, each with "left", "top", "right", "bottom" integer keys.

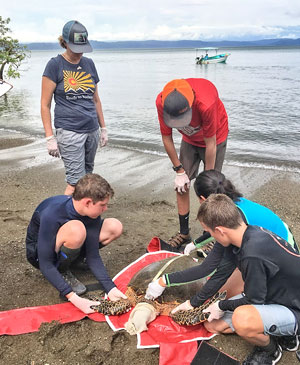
[{"left": 156, "top": 78, "right": 229, "bottom": 248}]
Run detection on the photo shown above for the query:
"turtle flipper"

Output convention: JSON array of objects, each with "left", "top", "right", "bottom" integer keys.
[
  {"left": 90, "top": 298, "right": 132, "bottom": 315},
  {"left": 170, "top": 307, "right": 210, "bottom": 325},
  {"left": 170, "top": 291, "right": 227, "bottom": 326},
  {"left": 200, "top": 290, "right": 227, "bottom": 311}
]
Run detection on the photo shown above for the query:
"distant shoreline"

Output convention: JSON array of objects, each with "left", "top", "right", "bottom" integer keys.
[
  {"left": 23, "top": 38, "right": 300, "bottom": 51},
  {"left": 25, "top": 46, "right": 300, "bottom": 53}
]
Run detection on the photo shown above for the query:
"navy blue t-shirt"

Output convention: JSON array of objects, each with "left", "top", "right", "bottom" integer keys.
[
  {"left": 26, "top": 195, "right": 115, "bottom": 296},
  {"left": 43, "top": 55, "right": 100, "bottom": 133}
]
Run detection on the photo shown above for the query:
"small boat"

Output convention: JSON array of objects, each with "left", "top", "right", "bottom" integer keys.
[
  {"left": 0, "top": 80, "right": 13, "bottom": 97},
  {"left": 195, "top": 47, "right": 230, "bottom": 64}
]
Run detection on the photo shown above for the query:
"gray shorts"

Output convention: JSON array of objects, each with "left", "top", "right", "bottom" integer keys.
[
  {"left": 179, "top": 139, "right": 227, "bottom": 180},
  {"left": 56, "top": 128, "right": 100, "bottom": 186},
  {"left": 222, "top": 294, "right": 298, "bottom": 337}
]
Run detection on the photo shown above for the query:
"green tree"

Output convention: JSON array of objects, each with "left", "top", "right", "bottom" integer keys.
[{"left": 0, "top": 16, "right": 29, "bottom": 80}]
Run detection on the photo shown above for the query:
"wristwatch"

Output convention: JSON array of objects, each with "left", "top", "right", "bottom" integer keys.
[{"left": 172, "top": 164, "right": 183, "bottom": 172}]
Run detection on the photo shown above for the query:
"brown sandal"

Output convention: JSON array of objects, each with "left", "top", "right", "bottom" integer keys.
[
  {"left": 197, "top": 241, "right": 215, "bottom": 257},
  {"left": 167, "top": 231, "right": 191, "bottom": 248}
]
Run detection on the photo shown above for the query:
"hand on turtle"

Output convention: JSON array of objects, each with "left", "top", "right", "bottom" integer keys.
[
  {"left": 174, "top": 172, "right": 190, "bottom": 194},
  {"left": 46, "top": 135, "right": 60, "bottom": 158},
  {"left": 171, "top": 300, "right": 193, "bottom": 314},
  {"left": 100, "top": 127, "right": 108, "bottom": 147},
  {"left": 145, "top": 278, "right": 166, "bottom": 300},
  {"left": 184, "top": 242, "right": 196, "bottom": 255},
  {"left": 108, "top": 287, "right": 127, "bottom": 301},
  {"left": 202, "top": 300, "right": 224, "bottom": 322},
  {"left": 68, "top": 293, "right": 100, "bottom": 314}
]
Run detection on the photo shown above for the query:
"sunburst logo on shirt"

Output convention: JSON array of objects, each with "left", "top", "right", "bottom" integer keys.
[{"left": 63, "top": 70, "right": 95, "bottom": 92}]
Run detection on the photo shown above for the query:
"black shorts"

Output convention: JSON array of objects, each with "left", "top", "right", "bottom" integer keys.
[
  {"left": 25, "top": 217, "right": 105, "bottom": 269},
  {"left": 25, "top": 236, "right": 39, "bottom": 269}
]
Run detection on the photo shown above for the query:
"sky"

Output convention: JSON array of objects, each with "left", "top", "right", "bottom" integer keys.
[{"left": 2, "top": 0, "right": 300, "bottom": 43}]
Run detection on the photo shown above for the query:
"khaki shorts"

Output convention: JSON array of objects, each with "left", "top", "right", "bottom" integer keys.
[
  {"left": 179, "top": 139, "right": 227, "bottom": 180},
  {"left": 56, "top": 128, "right": 100, "bottom": 186},
  {"left": 222, "top": 294, "right": 298, "bottom": 336}
]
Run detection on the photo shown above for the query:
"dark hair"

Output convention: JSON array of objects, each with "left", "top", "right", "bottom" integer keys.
[
  {"left": 197, "top": 194, "right": 243, "bottom": 230},
  {"left": 194, "top": 170, "right": 243, "bottom": 202},
  {"left": 73, "top": 174, "right": 114, "bottom": 202}
]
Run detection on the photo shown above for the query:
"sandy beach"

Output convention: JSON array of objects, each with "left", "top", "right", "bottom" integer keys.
[{"left": 0, "top": 134, "right": 300, "bottom": 364}]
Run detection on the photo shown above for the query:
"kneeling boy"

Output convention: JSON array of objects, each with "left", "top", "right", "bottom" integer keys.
[{"left": 26, "top": 173, "right": 126, "bottom": 314}]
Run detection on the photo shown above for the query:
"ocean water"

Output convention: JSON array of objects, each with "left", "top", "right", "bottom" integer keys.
[{"left": 0, "top": 47, "right": 300, "bottom": 172}]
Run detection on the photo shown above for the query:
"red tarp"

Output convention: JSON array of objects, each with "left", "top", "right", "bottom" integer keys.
[
  {"left": 0, "top": 302, "right": 105, "bottom": 336},
  {"left": 159, "top": 342, "right": 198, "bottom": 365},
  {"left": 0, "top": 240, "right": 214, "bottom": 364}
]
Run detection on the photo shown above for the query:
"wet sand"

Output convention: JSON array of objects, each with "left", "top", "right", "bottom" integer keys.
[{"left": 0, "top": 135, "right": 299, "bottom": 364}]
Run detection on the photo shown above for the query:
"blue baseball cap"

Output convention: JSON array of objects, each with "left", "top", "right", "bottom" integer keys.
[{"left": 62, "top": 20, "right": 92, "bottom": 53}]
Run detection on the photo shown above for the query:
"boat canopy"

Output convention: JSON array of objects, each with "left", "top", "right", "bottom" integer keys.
[{"left": 195, "top": 47, "right": 219, "bottom": 51}]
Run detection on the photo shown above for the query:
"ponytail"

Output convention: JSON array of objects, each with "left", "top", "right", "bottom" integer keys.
[{"left": 194, "top": 170, "right": 243, "bottom": 202}]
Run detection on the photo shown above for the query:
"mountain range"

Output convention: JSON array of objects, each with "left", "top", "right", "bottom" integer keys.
[{"left": 25, "top": 38, "right": 300, "bottom": 50}]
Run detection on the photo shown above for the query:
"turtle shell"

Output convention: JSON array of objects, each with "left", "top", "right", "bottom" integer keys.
[
  {"left": 91, "top": 255, "right": 209, "bottom": 318},
  {"left": 129, "top": 255, "right": 206, "bottom": 303}
]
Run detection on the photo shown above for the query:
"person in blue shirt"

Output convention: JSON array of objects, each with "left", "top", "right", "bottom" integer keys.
[
  {"left": 41, "top": 20, "right": 108, "bottom": 196},
  {"left": 26, "top": 173, "right": 126, "bottom": 314},
  {"left": 146, "top": 169, "right": 298, "bottom": 302},
  {"left": 188, "top": 169, "right": 297, "bottom": 253}
]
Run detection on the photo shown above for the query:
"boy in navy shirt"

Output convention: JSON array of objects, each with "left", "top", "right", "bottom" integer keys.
[{"left": 26, "top": 173, "right": 126, "bottom": 314}]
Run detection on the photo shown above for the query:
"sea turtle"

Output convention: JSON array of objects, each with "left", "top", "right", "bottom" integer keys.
[{"left": 90, "top": 255, "right": 226, "bottom": 328}]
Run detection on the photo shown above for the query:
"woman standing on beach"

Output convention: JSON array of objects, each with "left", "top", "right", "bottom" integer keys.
[{"left": 41, "top": 20, "right": 107, "bottom": 195}]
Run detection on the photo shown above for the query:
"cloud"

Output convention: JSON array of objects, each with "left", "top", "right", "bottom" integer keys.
[{"left": 2, "top": 0, "right": 300, "bottom": 42}]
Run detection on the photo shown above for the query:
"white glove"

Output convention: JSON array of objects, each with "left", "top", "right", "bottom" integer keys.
[
  {"left": 174, "top": 172, "right": 191, "bottom": 194},
  {"left": 100, "top": 127, "right": 108, "bottom": 147},
  {"left": 145, "top": 278, "right": 166, "bottom": 300},
  {"left": 184, "top": 242, "right": 196, "bottom": 255},
  {"left": 108, "top": 287, "right": 127, "bottom": 301},
  {"left": 68, "top": 293, "right": 100, "bottom": 314},
  {"left": 202, "top": 301, "right": 224, "bottom": 322},
  {"left": 171, "top": 300, "right": 193, "bottom": 314},
  {"left": 46, "top": 135, "right": 60, "bottom": 158}
]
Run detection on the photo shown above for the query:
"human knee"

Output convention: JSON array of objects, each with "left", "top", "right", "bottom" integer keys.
[
  {"left": 101, "top": 218, "right": 123, "bottom": 243},
  {"left": 232, "top": 305, "right": 258, "bottom": 336},
  {"left": 58, "top": 220, "right": 86, "bottom": 248}
]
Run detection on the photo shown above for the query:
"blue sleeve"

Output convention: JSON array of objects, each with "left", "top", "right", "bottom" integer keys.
[
  {"left": 165, "top": 242, "right": 225, "bottom": 285},
  {"left": 84, "top": 229, "right": 115, "bottom": 293},
  {"left": 236, "top": 198, "right": 292, "bottom": 243},
  {"left": 38, "top": 213, "right": 72, "bottom": 296},
  {"left": 43, "top": 57, "right": 59, "bottom": 84}
]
